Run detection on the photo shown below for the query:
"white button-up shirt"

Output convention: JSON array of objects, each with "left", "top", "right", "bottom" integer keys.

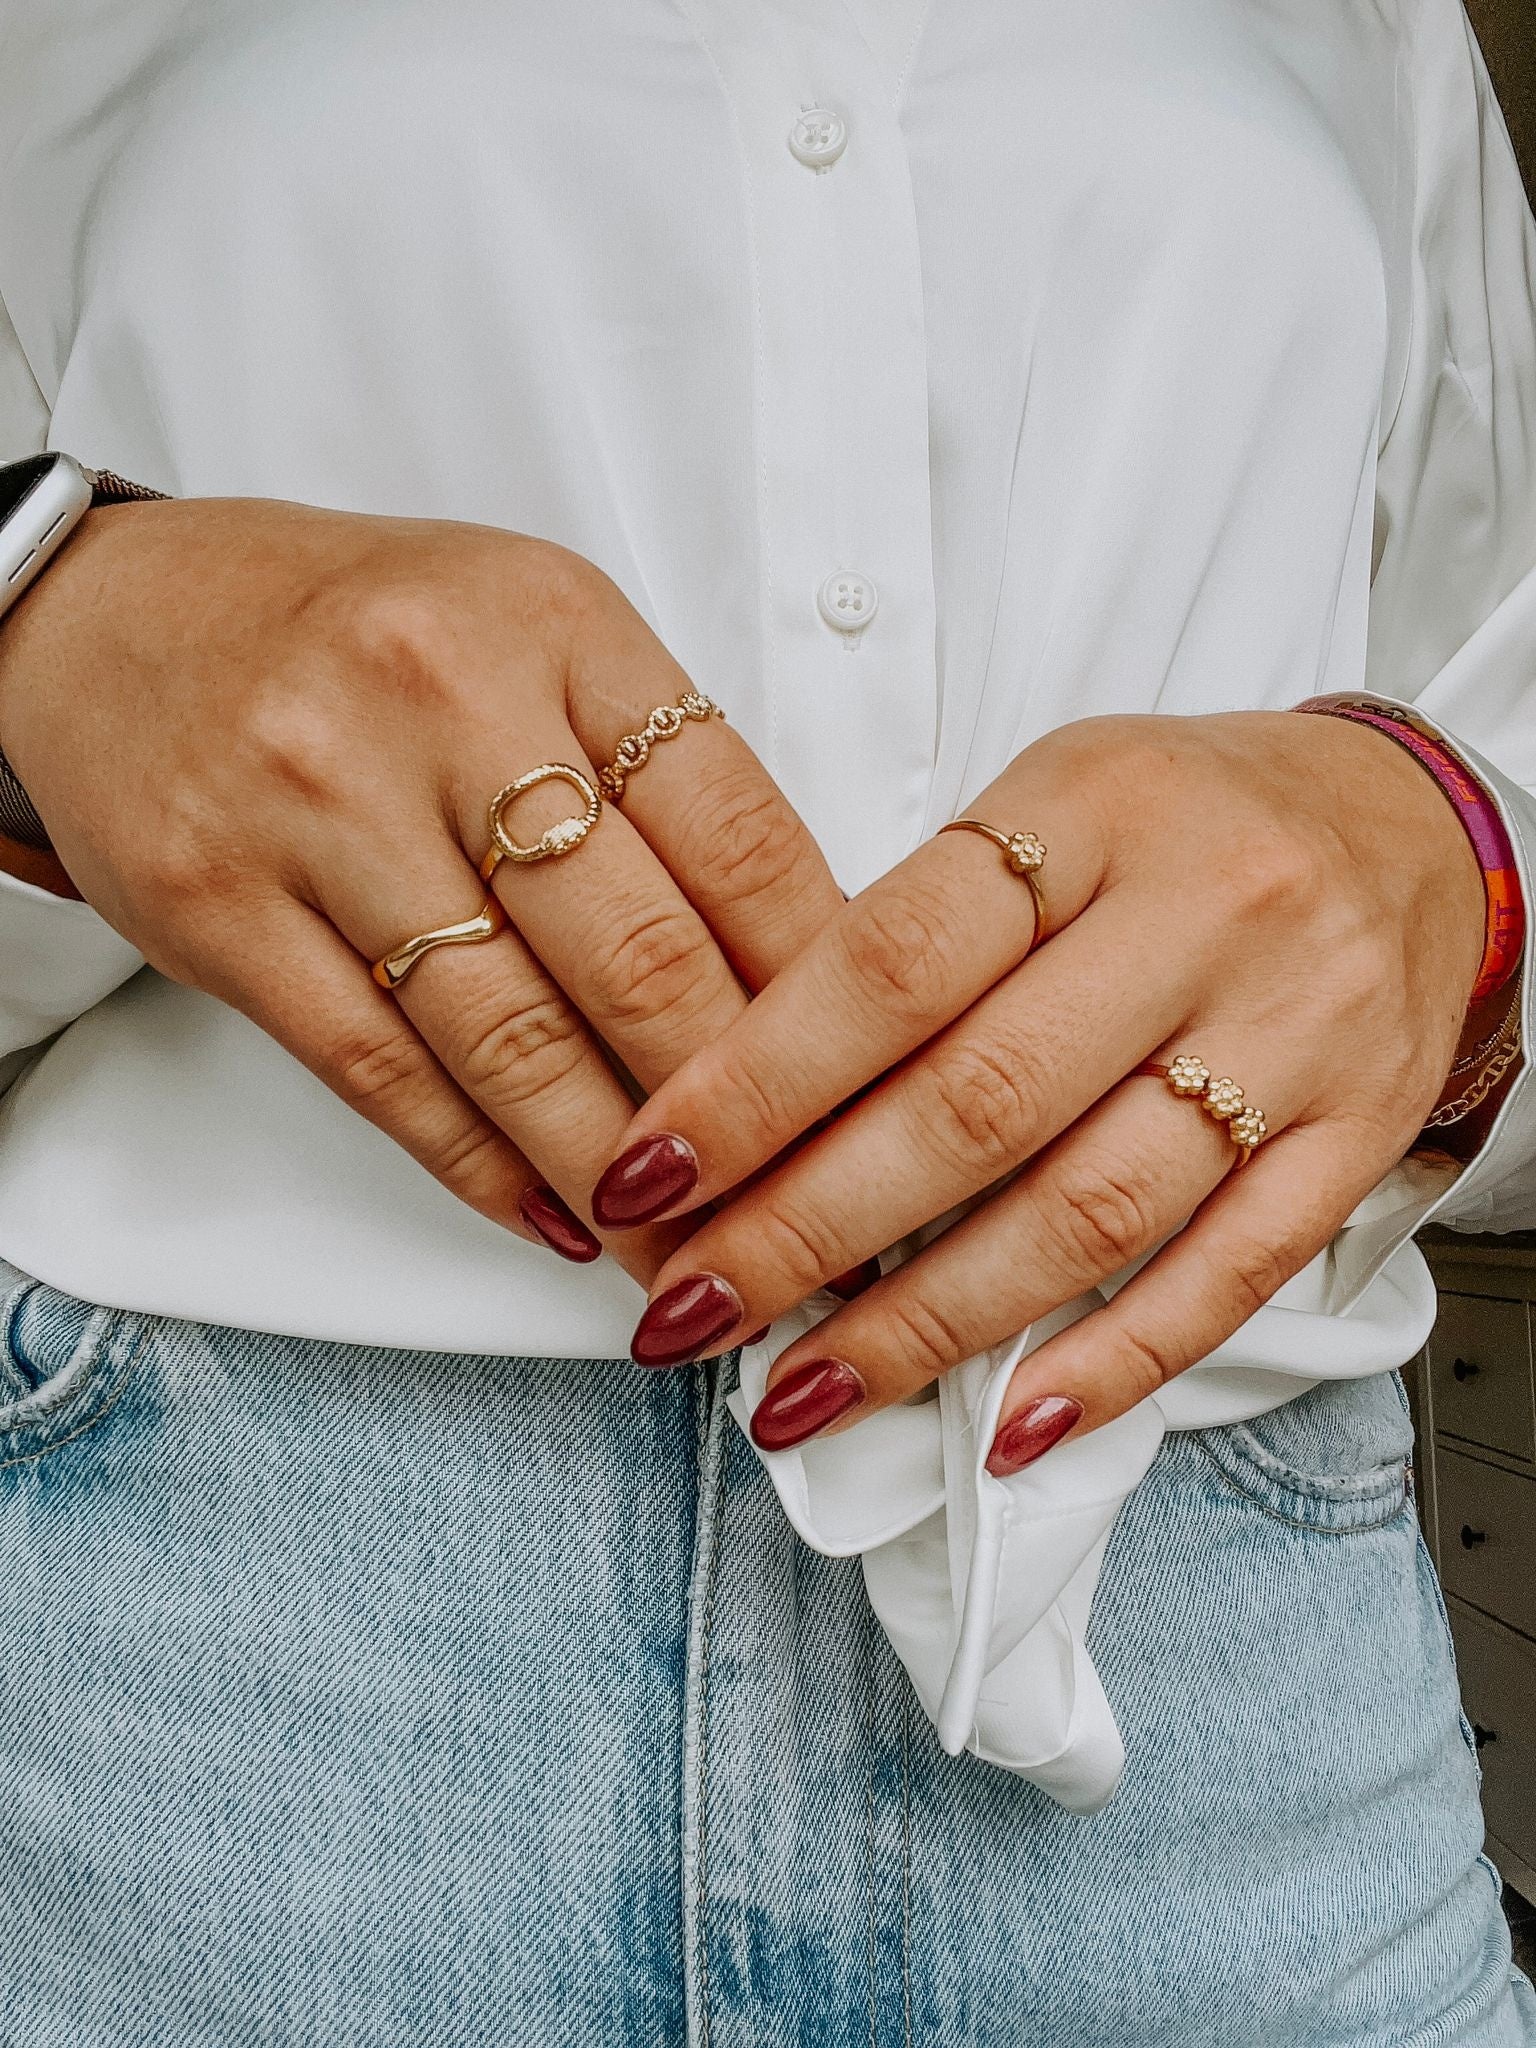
[{"left": 2, "top": 0, "right": 1535, "bottom": 1807}]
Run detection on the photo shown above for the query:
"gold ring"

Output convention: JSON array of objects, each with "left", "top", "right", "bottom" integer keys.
[
  {"left": 372, "top": 894, "right": 508, "bottom": 991},
  {"left": 937, "top": 818, "right": 1047, "bottom": 924},
  {"left": 1137, "top": 1056, "right": 1268, "bottom": 1165},
  {"left": 598, "top": 690, "right": 724, "bottom": 800},
  {"left": 483, "top": 762, "right": 603, "bottom": 874}
]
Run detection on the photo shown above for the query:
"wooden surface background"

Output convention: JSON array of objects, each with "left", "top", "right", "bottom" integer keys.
[{"left": 1467, "top": 0, "right": 1536, "bottom": 206}]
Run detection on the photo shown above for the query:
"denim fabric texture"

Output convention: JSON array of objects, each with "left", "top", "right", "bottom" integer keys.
[{"left": 0, "top": 1263, "right": 1532, "bottom": 2047}]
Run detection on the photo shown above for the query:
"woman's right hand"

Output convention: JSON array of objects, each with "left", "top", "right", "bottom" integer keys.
[{"left": 0, "top": 496, "right": 842, "bottom": 1282}]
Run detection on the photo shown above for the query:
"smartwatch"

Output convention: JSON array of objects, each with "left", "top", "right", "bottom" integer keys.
[{"left": 0, "top": 453, "right": 168, "bottom": 850}]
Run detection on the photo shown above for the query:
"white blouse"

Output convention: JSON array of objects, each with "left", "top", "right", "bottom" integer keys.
[{"left": 2, "top": 0, "right": 1536, "bottom": 1809}]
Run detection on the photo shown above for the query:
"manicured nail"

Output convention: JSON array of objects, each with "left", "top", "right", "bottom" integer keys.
[
  {"left": 827, "top": 1258, "right": 880, "bottom": 1302},
  {"left": 631, "top": 1273, "right": 743, "bottom": 1368},
  {"left": 985, "top": 1395, "right": 1085, "bottom": 1477},
  {"left": 749, "top": 1358, "right": 865, "bottom": 1451},
  {"left": 742, "top": 1327, "right": 771, "bottom": 1347},
  {"left": 592, "top": 1133, "right": 698, "bottom": 1228},
  {"left": 519, "top": 1187, "right": 602, "bottom": 1263}
]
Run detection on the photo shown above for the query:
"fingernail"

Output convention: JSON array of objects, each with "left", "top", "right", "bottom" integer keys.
[
  {"left": 631, "top": 1273, "right": 743, "bottom": 1368},
  {"left": 742, "top": 1326, "right": 771, "bottom": 1347},
  {"left": 985, "top": 1395, "right": 1085, "bottom": 1477},
  {"left": 592, "top": 1132, "right": 698, "bottom": 1228},
  {"left": 827, "top": 1258, "right": 881, "bottom": 1302},
  {"left": 749, "top": 1357, "right": 865, "bottom": 1452},
  {"left": 519, "top": 1187, "right": 602, "bottom": 1264}
]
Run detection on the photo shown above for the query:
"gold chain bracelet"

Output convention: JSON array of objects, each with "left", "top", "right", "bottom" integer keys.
[{"left": 1423, "top": 983, "right": 1524, "bottom": 1127}]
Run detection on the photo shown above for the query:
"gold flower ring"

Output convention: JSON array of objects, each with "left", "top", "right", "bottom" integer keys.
[
  {"left": 936, "top": 818, "right": 1048, "bottom": 925},
  {"left": 1138, "top": 1055, "right": 1269, "bottom": 1165}
]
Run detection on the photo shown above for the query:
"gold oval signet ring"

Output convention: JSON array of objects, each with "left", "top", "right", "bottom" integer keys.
[{"left": 484, "top": 763, "right": 603, "bottom": 871}]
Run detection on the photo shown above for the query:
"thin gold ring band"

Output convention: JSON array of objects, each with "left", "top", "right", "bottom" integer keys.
[
  {"left": 372, "top": 895, "right": 509, "bottom": 991},
  {"left": 936, "top": 818, "right": 1047, "bottom": 924},
  {"left": 1137, "top": 1056, "right": 1268, "bottom": 1166}
]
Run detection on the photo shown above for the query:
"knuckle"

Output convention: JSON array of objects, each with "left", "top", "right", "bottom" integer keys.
[
  {"left": 690, "top": 770, "right": 808, "bottom": 905},
  {"left": 842, "top": 889, "right": 963, "bottom": 1017},
  {"left": 1220, "top": 1230, "right": 1294, "bottom": 1323},
  {"left": 602, "top": 906, "right": 716, "bottom": 1027},
  {"left": 923, "top": 1038, "right": 1041, "bottom": 1174},
  {"left": 754, "top": 1202, "right": 846, "bottom": 1299},
  {"left": 342, "top": 579, "right": 455, "bottom": 671},
  {"left": 1229, "top": 825, "right": 1328, "bottom": 921},
  {"left": 883, "top": 1291, "right": 971, "bottom": 1378},
  {"left": 427, "top": 1118, "right": 517, "bottom": 1204},
  {"left": 515, "top": 538, "right": 606, "bottom": 624},
  {"left": 241, "top": 684, "right": 356, "bottom": 805},
  {"left": 457, "top": 991, "right": 588, "bottom": 1107},
  {"left": 1042, "top": 1155, "right": 1159, "bottom": 1277},
  {"left": 327, "top": 1023, "right": 432, "bottom": 1115},
  {"left": 1104, "top": 1321, "right": 1184, "bottom": 1404}
]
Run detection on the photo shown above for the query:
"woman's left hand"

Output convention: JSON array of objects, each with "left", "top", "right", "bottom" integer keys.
[{"left": 593, "top": 711, "right": 1487, "bottom": 1467}]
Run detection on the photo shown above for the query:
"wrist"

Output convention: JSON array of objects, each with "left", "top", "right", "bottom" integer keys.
[{"left": 1293, "top": 695, "right": 1522, "bottom": 1007}]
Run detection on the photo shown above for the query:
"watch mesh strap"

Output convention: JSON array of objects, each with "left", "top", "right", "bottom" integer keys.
[
  {"left": 0, "top": 466, "right": 170, "bottom": 851},
  {"left": 0, "top": 749, "right": 49, "bottom": 851},
  {"left": 87, "top": 468, "right": 172, "bottom": 507}
]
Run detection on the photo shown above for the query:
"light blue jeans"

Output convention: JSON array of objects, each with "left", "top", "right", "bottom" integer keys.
[{"left": 0, "top": 1261, "right": 1532, "bottom": 2047}]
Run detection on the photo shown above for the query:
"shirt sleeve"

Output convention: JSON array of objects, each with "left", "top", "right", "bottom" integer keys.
[
  {"left": 0, "top": 287, "right": 144, "bottom": 1100},
  {"left": 1363, "top": 0, "right": 1536, "bottom": 1232}
]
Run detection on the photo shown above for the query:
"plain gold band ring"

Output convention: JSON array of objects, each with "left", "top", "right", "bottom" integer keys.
[
  {"left": 1137, "top": 1056, "right": 1269, "bottom": 1166},
  {"left": 937, "top": 818, "right": 1048, "bottom": 924},
  {"left": 372, "top": 895, "right": 509, "bottom": 991}
]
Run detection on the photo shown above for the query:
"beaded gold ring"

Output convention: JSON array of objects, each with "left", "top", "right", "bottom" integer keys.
[{"left": 598, "top": 690, "right": 724, "bottom": 801}]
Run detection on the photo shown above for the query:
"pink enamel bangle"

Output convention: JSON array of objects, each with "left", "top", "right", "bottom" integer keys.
[{"left": 1293, "top": 695, "right": 1525, "bottom": 1005}]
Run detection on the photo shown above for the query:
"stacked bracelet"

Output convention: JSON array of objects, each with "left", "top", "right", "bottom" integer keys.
[{"left": 1293, "top": 695, "right": 1525, "bottom": 1004}]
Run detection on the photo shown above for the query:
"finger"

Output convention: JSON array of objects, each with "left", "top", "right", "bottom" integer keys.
[
  {"left": 436, "top": 715, "right": 755, "bottom": 1096},
  {"left": 627, "top": 896, "right": 1208, "bottom": 1357},
  {"left": 314, "top": 829, "right": 691, "bottom": 1283},
  {"left": 728, "top": 1073, "right": 1246, "bottom": 1442},
  {"left": 982, "top": 1119, "right": 1383, "bottom": 1473},
  {"left": 220, "top": 901, "right": 553, "bottom": 1248},
  {"left": 592, "top": 764, "right": 1110, "bottom": 1224},
  {"left": 561, "top": 615, "right": 845, "bottom": 990}
]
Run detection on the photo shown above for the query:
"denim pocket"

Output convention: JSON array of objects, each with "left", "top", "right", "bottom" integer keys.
[
  {"left": 1195, "top": 1370, "right": 1413, "bottom": 1535},
  {"left": 0, "top": 1277, "right": 147, "bottom": 1469}
]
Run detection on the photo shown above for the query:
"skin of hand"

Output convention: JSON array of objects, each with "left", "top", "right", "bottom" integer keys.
[
  {"left": 0, "top": 497, "right": 843, "bottom": 1288},
  {"left": 594, "top": 709, "right": 1491, "bottom": 1463}
]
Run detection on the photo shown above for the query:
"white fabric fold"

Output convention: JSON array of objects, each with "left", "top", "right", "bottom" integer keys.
[{"left": 730, "top": 1162, "right": 1454, "bottom": 1812}]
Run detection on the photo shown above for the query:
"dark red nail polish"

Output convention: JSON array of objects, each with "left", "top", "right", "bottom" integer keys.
[
  {"left": 519, "top": 1187, "right": 602, "bottom": 1264},
  {"left": 592, "top": 1133, "right": 699, "bottom": 1228},
  {"left": 742, "top": 1327, "right": 772, "bottom": 1347},
  {"left": 749, "top": 1357, "right": 865, "bottom": 1452},
  {"left": 827, "top": 1258, "right": 881, "bottom": 1302},
  {"left": 631, "top": 1273, "right": 743, "bottom": 1368},
  {"left": 985, "top": 1395, "right": 1084, "bottom": 1477}
]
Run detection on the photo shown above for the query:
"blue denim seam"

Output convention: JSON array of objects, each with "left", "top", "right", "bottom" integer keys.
[
  {"left": 1411, "top": 1515, "right": 1487, "bottom": 1785},
  {"left": 682, "top": 1357, "right": 729, "bottom": 2048},
  {"left": 899, "top": 1689, "right": 913, "bottom": 2048},
  {"left": 1193, "top": 1431, "right": 1408, "bottom": 1534},
  {"left": 0, "top": 1309, "right": 151, "bottom": 1471},
  {"left": 863, "top": 1602, "right": 878, "bottom": 2048}
]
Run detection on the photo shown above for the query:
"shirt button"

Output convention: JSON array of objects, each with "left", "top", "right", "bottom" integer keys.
[
  {"left": 817, "top": 569, "right": 878, "bottom": 634},
  {"left": 788, "top": 108, "right": 848, "bottom": 170}
]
